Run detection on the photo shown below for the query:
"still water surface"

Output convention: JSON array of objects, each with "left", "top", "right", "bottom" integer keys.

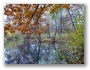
[{"left": 4, "top": 40, "right": 78, "bottom": 64}]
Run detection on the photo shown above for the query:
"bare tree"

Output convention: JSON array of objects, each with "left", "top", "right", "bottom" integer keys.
[{"left": 68, "top": 10, "right": 76, "bottom": 30}]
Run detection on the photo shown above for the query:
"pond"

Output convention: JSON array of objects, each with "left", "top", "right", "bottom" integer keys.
[{"left": 4, "top": 39, "right": 82, "bottom": 64}]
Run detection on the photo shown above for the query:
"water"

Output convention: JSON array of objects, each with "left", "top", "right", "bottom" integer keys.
[{"left": 4, "top": 40, "right": 82, "bottom": 64}]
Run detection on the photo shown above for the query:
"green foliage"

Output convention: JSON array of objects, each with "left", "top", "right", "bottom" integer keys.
[
  {"left": 55, "top": 52, "right": 59, "bottom": 63},
  {"left": 69, "top": 6, "right": 84, "bottom": 47},
  {"left": 4, "top": 33, "right": 24, "bottom": 49},
  {"left": 75, "top": 10, "right": 84, "bottom": 24},
  {"left": 69, "top": 23, "right": 84, "bottom": 47},
  {"left": 50, "top": 8, "right": 61, "bottom": 20},
  {"left": 60, "top": 53, "right": 66, "bottom": 59}
]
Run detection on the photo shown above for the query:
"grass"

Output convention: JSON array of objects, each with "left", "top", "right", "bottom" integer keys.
[
  {"left": 4, "top": 32, "right": 24, "bottom": 49},
  {"left": 4, "top": 31, "right": 70, "bottom": 48}
]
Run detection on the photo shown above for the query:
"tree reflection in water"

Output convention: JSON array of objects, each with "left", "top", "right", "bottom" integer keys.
[{"left": 4, "top": 40, "right": 76, "bottom": 64}]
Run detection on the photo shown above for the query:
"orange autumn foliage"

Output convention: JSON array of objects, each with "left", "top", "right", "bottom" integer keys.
[{"left": 4, "top": 4, "right": 76, "bottom": 36}]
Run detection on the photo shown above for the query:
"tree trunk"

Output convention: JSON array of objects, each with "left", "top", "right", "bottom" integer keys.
[
  {"left": 60, "top": 9, "right": 63, "bottom": 35},
  {"left": 47, "top": 27, "right": 51, "bottom": 38},
  {"left": 68, "top": 10, "right": 76, "bottom": 30},
  {"left": 53, "top": 19, "right": 57, "bottom": 41},
  {"left": 36, "top": 34, "right": 41, "bottom": 42}
]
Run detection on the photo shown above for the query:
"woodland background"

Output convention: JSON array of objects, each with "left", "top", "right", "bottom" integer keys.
[{"left": 4, "top": 4, "right": 84, "bottom": 64}]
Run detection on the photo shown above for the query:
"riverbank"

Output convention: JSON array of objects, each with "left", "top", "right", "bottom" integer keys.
[{"left": 41, "top": 38, "right": 68, "bottom": 43}]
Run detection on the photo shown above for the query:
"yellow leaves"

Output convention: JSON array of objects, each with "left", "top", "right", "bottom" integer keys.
[
  {"left": 50, "top": 4, "right": 61, "bottom": 14},
  {"left": 5, "top": 23, "right": 11, "bottom": 27},
  {"left": 41, "top": 11, "right": 44, "bottom": 14},
  {"left": 32, "top": 5, "right": 37, "bottom": 8},
  {"left": 4, "top": 24, "right": 15, "bottom": 36},
  {"left": 18, "top": 21, "right": 23, "bottom": 25},
  {"left": 44, "top": 7, "right": 49, "bottom": 11},
  {"left": 46, "top": 23, "right": 50, "bottom": 27},
  {"left": 24, "top": 12, "right": 30, "bottom": 17},
  {"left": 14, "top": 13, "right": 20, "bottom": 18},
  {"left": 24, "top": 4, "right": 30, "bottom": 7},
  {"left": 29, "top": 10, "right": 34, "bottom": 14},
  {"left": 24, "top": 18, "right": 28, "bottom": 23},
  {"left": 36, "top": 8, "right": 43, "bottom": 14},
  {"left": 13, "top": 19, "right": 19, "bottom": 24},
  {"left": 6, "top": 31, "right": 12, "bottom": 37},
  {"left": 53, "top": 4, "right": 61, "bottom": 10},
  {"left": 5, "top": 4, "right": 65, "bottom": 36},
  {"left": 33, "top": 22, "right": 38, "bottom": 25},
  {"left": 15, "top": 24, "right": 27, "bottom": 33},
  {"left": 62, "top": 4, "right": 70, "bottom": 10},
  {"left": 25, "top": 31, "right": 30, "bottom": 35},
  {"left": 4, "top": 31, "right": 7, "bottom": 35},
  {"left": 10, "top": 29, "right": 15, "bottom": 34},
  {"left": 4, "top": 23, "right": 15, "bottom": 35},
  {"left": 49, "top": 4, "right": 70, "bottom": 14},
  {"left": 50, "top": 9, "right": 54, "bottom": 14}
]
